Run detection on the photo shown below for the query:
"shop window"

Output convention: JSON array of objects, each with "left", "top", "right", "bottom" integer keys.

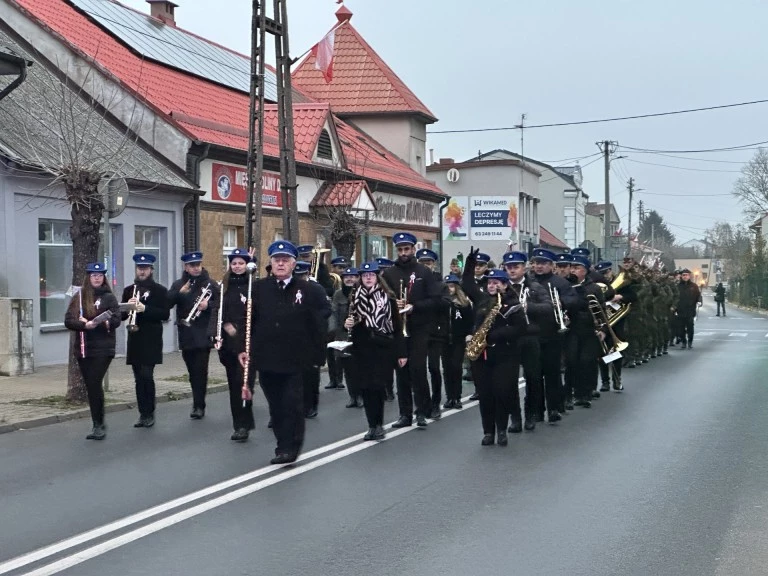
[
  {"left": 134, "top": 226, "right": 163, "bottom": 281},
  {"left": 367, "top": 236, "right": 386, "bottom": 260}
]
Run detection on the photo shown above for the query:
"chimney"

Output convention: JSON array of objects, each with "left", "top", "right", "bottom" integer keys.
[
  {"left": 429, "top": 148, "right": 434, "bottom": 165},
  {"left": 146, "top": 0, "right": 178, "bottom": 26},
  {"left": 438, "top": 158, "right": 455, "bottom": 165}
]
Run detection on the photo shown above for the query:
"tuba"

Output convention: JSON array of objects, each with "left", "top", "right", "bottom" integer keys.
[{"left": 605, "top": 270, "right": 633, "bottom": 326}]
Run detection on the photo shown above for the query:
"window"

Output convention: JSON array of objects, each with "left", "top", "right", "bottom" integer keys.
[
  {"left": 39, "top": 220, "right": 120, "bottom": 324},
  {"left": 367, "top": 236, "right": 386, "bottom": 260},
  {"left": 134, "top": 226, "right": 163, "bottom": 281},
  {"left": 39, "top": 220, "right": 73, "bottom": 325},
  {"left": 316, "top": 129, "right": 333, "bottom": 160},
  {"left": 222, "top": 225, "right": 238, "bottom": 271}
]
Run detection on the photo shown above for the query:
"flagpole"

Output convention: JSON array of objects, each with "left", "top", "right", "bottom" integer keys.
[{"left": 290, "top": 21, "right": 345, "bottom": 66}]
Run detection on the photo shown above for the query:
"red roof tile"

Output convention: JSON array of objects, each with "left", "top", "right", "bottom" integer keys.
[
  {"left": 310, "top": 180, "right": 375, "bottom": 209},
  {"left": 292, "top": 8, "right": 437, "bottom": 122},
  {"left": 11, "top": 0, "right": 442, "bottom": 196},
  {"left": 539, "top": 226, "right": 569, "bottom": 249}
]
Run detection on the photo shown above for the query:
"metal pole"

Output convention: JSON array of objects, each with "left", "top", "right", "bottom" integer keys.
[
  {"left": 102, "top": 196, "right": 111, "bottom": 393},
  {"left": 602, "top": 140, "right": 610, "bottom": 263},
  {"left": 627, "top": 177, "right": 633, "bottom": 255}
]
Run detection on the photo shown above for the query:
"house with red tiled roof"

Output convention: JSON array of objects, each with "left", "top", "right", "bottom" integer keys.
[
  {"left": 293, "top": 6, "right": 437, "bottom": 179},
  {"left": 3, "top": 0, "right": 445, "bottom": 277}
]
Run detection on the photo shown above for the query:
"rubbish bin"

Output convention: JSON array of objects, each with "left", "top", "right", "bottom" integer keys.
[{"left": 0, "top": 298, "right": 34, "bottom": 376}]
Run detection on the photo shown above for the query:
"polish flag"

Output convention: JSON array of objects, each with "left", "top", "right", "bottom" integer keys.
[{"left": 311, "top": 30, "right": 335, "bottom": 83}]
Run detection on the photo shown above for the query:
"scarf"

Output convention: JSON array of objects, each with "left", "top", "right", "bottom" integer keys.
[{"left": 353, "top": 284, "right": 393, "bottom": 334}]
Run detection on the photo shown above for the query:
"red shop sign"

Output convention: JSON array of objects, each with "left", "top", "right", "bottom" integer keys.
[{"left": 211, "top": 163, "right": 283, "bottom": 208}]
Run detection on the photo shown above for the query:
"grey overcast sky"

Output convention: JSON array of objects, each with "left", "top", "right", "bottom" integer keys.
[{"left": 120, "top": 0, "right": 768, "bottom": 243}]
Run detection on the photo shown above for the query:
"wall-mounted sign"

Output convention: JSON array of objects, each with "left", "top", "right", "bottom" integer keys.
[
  {"left": 371, "top": 193, "right": 437, "bottom": 227},
  {"left": 443, "top": 196, "right": 517, "bottom": 241},
  {"left": 211, "top": 162, "right": 283, "bottom": 208},
  {"left": 446, "top": 168, "right": 460, "bottom": 183}
]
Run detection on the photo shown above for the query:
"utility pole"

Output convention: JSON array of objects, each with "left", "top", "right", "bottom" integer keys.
[
  {"left": 627, "top": 177, "right": 634, "bottom": 255},
  {"left": 245, "top": 0, "right": 300, "bottom": 263},
  {"left": 597, "top": 140, "right": 617, "bottom": 261}
]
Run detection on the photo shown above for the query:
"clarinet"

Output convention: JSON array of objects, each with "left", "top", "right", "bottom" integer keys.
[
  {"left": 215, "top": 280, "right": 224, "bottom": 348},
  {"left": 241, "top": 262, "right": 257, "bottom": 407}
]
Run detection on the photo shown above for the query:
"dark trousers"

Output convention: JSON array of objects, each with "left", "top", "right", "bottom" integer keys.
[
  {"left": 302, "top": 367, "right": 320, "bottom": 412},
  {"left": 343, "top": 355, "right": 361, "bottom": 401},
  {"left": 77, "top": 356, "right": 112, "bottom": 425},
  {"left": 540, "top": 338, "right": 564, "bottom": 413},
  {"left": 259, "top": 370, "right": 305, "bottom": 457},
  {"left": 360, "top": 389, "right": 386, "bottom": 427},
  {"left": 444, "top": 339, "right": 465, "bottom": 402},
  {"left": 427, "top": 339, "right": 444, "bottom": 406},
  {"left": 472, "top": 352, "right": 521, "bottom": 435},
  {"left": 519, "top": 336, "right": 542, "bottom": 419},
  {"left": 565, "top": 333, "right": 600, "bottom": 401},
  {"left": 327, "top": 347, "right": 344, "bottom": 386},
  {"left": 717, "top": 301, "right": 726, "bottom": 315},
  {"left": 131, "top": 364, "right": 156, "bottom": 417},
  {"left": 600, "top": 321, "right": 625, "bottom": 384},
  {"left": 679, "top": 316, "right": 695, "bottom": 344},
  {"left": 395, "top": 331, "right": 431, "bottom": 419},
  {"left": 181, "top": 348, "right": 210, "bottom": 410},
  {"left": 219, "top": 350, "right": 256, "bottom": 431},
  {"left": 384, "top": 362, "right": 395, "bottom": 398}
]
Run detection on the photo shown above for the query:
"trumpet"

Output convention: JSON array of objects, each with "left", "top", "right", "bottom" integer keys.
[
  {"left": 399, "top": 279, "right": 410, "bottom": 338},
  {"left": 181, "top": 282, "right": 212, "bottom": 327},
  {"left": 548, "top": 283, "right": 568, "bottom": 333},
  {"left": 126, "top": 285, "right": 139, "bottom": 333}
]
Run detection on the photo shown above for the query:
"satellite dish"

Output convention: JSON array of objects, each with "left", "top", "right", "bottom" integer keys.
[{"left": 98, "top": 175, "right": 130, "bottom": 219}]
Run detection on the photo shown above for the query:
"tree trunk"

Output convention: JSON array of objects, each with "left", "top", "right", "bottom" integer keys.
[{"left": 65, "top": 172, "right": 104, "bottom": 403}]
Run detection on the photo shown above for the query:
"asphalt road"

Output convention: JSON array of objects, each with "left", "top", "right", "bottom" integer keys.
[{"left": 2, "top": 301, "right": 768, "bottom": 576}]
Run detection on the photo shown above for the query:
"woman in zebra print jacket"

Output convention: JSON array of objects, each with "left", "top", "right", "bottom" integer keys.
[{"left": 344, "top": 261, "right": 408, "bottom": 441}]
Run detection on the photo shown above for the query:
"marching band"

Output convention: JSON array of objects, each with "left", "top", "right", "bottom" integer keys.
[{"left": 65, "top": 231, "right": 700, "bottom": 462}]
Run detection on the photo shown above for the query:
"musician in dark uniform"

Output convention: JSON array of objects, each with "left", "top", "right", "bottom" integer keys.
[
  {"left": 344, "top": 261, "right": 407, "bottom": 441},
  {"left": 596, "top": 260, "right": 636, "bottom": 392},
  {"left": 572, "top": 248, "right": 615, "bottom": 302},
  {"left": 121, "top": 253, "right": 169, "bottom": 428},
  {"left": 381, "top": 232, "right": 442, "bottom": 428},
  {"left": 529, "top": 248, "right": 578, "bottom": 420},
  {"left": 464, "top": 251, "right": 490, "bottom": 396},
  {"left": 65, "top": 262, "right": 121, "bottom": 440},
  {"left": 210, "top": 248, "right": 257, "bottom": 442},
  {"left": 417, "top": 248, "right": 446, "bottom": 419},
  {"left": 564, "top": 255, "right": 607, "bottom": 408},
  {"left": 329, "top": 266, "right": 359, "bottom": 394},
  {"left": 168, "top": 252, "right": 219, "bottom": 420},
  {"left": 462, "top": 258, "right": 534, "bottom": 446},
  {"left": 326, "top": 256, "right": 351, "bottom": 390},
  {"left": 440, "top": 275, "right": 474, "bottom": 409},
  {"left": 554, "top": 252, "right": 572, "bottom": 278},
  {"left": 675, "top": 268, "right": 702, "bottom": 349},
  {"left": 239, "top": 241, "right": 327, "bottom": 465},
  {"left": 297, "top": 244, "right": 335, "bottom": 297},
  {"left": 502, "top": 250, "right": 552, "bottom": 431},
  {"left": 376, "top": 257, "right": 397, "bottom": 401},
  {"left": 294, "top": 260, "right": 332, "bottom": 418}
]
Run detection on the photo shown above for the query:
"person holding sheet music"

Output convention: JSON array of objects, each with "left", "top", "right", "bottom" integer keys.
[{"left": 64, "top": 262, "right": 121, "bottom": 441}]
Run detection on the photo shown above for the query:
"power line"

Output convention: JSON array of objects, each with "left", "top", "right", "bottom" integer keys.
[
  {"left": 626, "top": 158, "right": 742, "bottom": 173},
  {"left": 626, "top": 151, "right": 748, "bottom": 164},
  {"left": 427, "top": 99, "right": 768, "bottom": 135},
  {"left": 619, "top": 140, "right": 768, "bottom": 154},
  {"left": 635, "top": 190, "right": 732, "bottom": 197}
]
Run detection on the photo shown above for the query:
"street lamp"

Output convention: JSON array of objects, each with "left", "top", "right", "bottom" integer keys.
[{"left": 0, "top": 46, "right": 32, "bottom": 102}]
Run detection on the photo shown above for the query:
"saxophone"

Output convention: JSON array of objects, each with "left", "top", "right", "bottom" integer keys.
[{"left": 466, "top": 293, "right": 502, "bottom": 361}]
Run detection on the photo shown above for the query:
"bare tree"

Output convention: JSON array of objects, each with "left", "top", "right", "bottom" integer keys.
[
  {"left": 733, "top": 148, "right": 768, "bottom": 219},
  {"left": 0, "top": 39, "right": 178, "bottom": 401}
]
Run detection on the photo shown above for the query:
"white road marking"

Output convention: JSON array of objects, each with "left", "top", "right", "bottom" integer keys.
[
  {"left": 728, "top": 333, "right": 748, "bottom": 337},
  {"left": 696, "top": 332, "right": 715, "bottom": 336},
  {"left": 1, "top": 380, "right": 526, "bottom": 575}
]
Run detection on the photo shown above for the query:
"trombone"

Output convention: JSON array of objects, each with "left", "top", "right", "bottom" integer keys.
[
  {"left": 548, "top": 283, "right": 568, "bottom": 333},
  {"left": 126, "top": 285, "right": 139, "bottom": 333}
]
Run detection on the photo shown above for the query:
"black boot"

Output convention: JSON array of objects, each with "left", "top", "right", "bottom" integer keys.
[
  {"left": 372, "top": 426, "right": 386, "bottom": 440},
  {"left": 230, "top": 428, "right": 249, "bottom": 442},
  {"left": 497, "top": 431, "right": 509, "bottom": 446},
  {"left": 481, "top": 433, "right": 495, "bottom": 446},
  {"left": 86, "top": 423, "right": 106, "bottom": 440},
  {"left": 363, "top": 428, "right": 376, "bottom": 441},
  {"left": 391, "top": 416, "right": 412, "bottom": 428}
]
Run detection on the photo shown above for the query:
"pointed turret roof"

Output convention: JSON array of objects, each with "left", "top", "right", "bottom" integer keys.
[{"left": 292, "top": 6, "right": 437, "bottom": 123}]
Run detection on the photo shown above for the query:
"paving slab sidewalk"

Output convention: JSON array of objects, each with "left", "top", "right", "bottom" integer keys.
[{"left": 0, "top": 352, "right": 229, "bottom": 434}]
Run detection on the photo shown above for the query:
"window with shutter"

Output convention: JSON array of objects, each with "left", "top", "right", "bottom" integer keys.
[{"left": 317, "top": 129, "right": 333, "bottom": 160}]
